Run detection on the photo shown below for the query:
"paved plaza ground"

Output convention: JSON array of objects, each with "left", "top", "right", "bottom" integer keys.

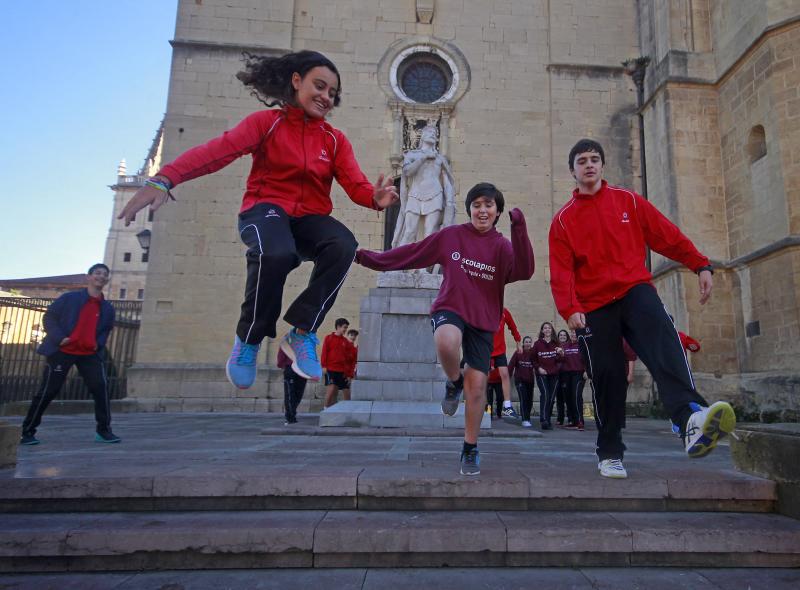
[{"left": 0, "top": 412, "right": 798, "bottom": 588}]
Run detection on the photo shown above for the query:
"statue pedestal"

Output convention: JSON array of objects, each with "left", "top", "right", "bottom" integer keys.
[{"left": 318, "top": 284, "right": 490, "bottom": 429}]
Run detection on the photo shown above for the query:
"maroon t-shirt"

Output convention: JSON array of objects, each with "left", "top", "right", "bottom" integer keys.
[
  {"left": 532, "top": 339, "right": 560, "bottom": 375},
  {"left": 356, "top": 211, "right": 534, "bottom": 332},
  {"left": 560, "top": 340, "right": 584, "bottom": 372},
  {"left": 508, "top": 349, "right": 536, "bottom": 383}
]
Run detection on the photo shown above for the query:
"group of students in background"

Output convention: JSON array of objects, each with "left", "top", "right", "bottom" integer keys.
[{"left": 487, "top": 310, "right": 590, "bottom": 431}]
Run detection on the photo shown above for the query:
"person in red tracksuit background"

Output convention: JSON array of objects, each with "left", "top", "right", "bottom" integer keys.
[
  {"left": 118, "top": 50, "right": 399, "bottom": 390},
  {"left": 491, "top": 307, "right": 523, "bottom": 423},
  {"left": 548, "top": 138, "right": 735, "bottom": 480},
  {"left": 532, "top": 321, "right": 561, "bottom": 430},
  {"left": 321, "top": 318, "right": 357, "bottom": 408},
  {"left": 485, "top": 360, "right": 504, "bottom": 419}
]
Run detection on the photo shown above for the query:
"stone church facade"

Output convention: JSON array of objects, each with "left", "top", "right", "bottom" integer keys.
[{"left": 128, "top": 0, "right": 800, "bottom": 420}]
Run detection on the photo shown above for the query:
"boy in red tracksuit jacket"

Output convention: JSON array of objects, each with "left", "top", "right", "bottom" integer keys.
[
  {"left": 321, "top": 318, "right": 357, "bottom": 407},
  {"left": 491, "top": 307, "right": 522, "bottom": 423},
  {"left": 357, "top": 182, "right": 535, "bottom": 475},
  {"left": 549, "top": 138, "right": 735, "bottom": 479},
  {"left": 508, "top": 336, "right": 536, "bottom": 427},
  {"left": 485, "top": 361, "right": 504, "bottom": 419},
  {"left": 117, "top": 50, "right": 398, "bottom": 390}
]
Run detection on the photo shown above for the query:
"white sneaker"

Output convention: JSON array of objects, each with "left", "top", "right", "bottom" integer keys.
[
  {"left": 684, "top": 401, "right": 736, "bottom": 458},
  {"left": 598, "top": 459, "right": 627, "bottom": 479},
  {"left": 521, "top": 420, "right": 532, "bottom": 428}
]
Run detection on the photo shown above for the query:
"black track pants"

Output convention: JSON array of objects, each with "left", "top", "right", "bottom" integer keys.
[
  {"left": 578, "top": 283, "right": 707, "bottom": 460},
  {"left": 536, "top": 374, "right": 559, "bottom": 425},
  {"left": 22, "top": 351, "right": 111, "bottom": 436},
  {"left": 515, "top": 380, "right": 535, "bottom": 422},
  {"left": 236, "top": 204, "right": 358, "bottom": 343}
]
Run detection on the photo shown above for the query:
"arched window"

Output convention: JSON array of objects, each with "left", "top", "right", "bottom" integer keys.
[{"left": 747, "top": 125, "right": 767, "bottom": 163}]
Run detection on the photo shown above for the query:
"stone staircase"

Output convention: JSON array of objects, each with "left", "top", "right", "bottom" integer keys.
[
  {"left": 1, "top": 458, "right": 799, "bottom": 572},
  {"left": 1, "top": 414, "right": 800, "bottom": 573}
]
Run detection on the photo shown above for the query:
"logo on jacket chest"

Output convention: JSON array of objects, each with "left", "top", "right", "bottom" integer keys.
[
  {"left": 621, "top": 211, "right": 630, "bottom": 223},
  {"left": 319, "top": 148, "right": 330, "bottom": 162}
]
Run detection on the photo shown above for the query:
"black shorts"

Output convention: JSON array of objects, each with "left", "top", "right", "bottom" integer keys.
[
  {"left": 430, "top": 310, "right": 493, "bottom": 374},
  {"left": 492, "top": 353, "right": 508, "bottom": 368},
  {"left": 325, "top": 371, "right": 349, "bottom": 389}
]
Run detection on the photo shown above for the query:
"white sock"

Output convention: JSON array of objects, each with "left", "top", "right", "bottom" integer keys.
[{"left": 503, "top": 400, "right": 512, "bottom": 409}]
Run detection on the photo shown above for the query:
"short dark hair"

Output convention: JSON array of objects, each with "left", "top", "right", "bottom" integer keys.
[
  {"left": 465, "top": 182, "right": 505, "bottom": 226},
  {"left": 568, "top": 139, "right": 605, "bottom": 171},
  {"left": 88, "top": 263, "right": 110, "bottom": 275},
  {"left": 335, "top": 318, "right": 350, "bottom": 328},
  {"left": 347, "top": 329, "right": 359, "bottom": 337}
]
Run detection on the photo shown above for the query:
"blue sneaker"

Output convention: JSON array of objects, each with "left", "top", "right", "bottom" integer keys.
[
  {"left": 19, "top": 434, "right": 40, "bottom": 446},
  {"left": 226, "top": 335, "right": 260, "bottom": 389},
  {"left": 95, "top": 431, "right": 121, "bottom": 444},
  {"left": 280, "top": 329, "right": 322, "bottom": 381}
]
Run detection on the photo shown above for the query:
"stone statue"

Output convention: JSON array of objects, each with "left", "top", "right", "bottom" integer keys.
[{"left": 392, "top": 125, "right": 456, "bottom": 251}]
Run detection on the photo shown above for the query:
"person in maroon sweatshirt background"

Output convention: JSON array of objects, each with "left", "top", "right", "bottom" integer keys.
[
  {"left": 560, "top": 329, "right": 586, "bottom": 430},
  {"left": 549, "top": 138, "right": 735, "bottom": 479},
  {"left": 117, "top": 50, "right": 398, "bottom": 390},
  {"left": 508, "top": 335, "right": 536, "bottom": 427},
  {"left": 485, "top": 360, "right": 504, "bottom": 419},
  {"left": 357, "top": 182, "right": 535, "bottom": 475},
  {"left": 533, "top": 322, "right": 561, "bottom": 430},
  {"left": 321, "top": 318, "right": 356, "bottom": 408},
  {"left": 555, "top": 329, "right": 570, "bottom": 425},
  {"left": 20, "top": 264, "right": 120, "bottom": 445},
  {"left": 491, "top": 307, "right": 522, "bottom": 423}
]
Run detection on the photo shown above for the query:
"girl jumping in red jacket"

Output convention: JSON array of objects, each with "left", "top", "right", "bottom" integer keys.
[{"left": 118, "top": 51, "right": 398, "bottom": 389}]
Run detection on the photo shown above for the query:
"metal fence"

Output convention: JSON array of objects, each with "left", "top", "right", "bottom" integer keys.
[{"left": 0, "top": 297, "right": 141, "bottom": 403}]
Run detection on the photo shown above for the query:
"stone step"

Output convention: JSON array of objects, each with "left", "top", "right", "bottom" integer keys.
[
  {"left": 1, "top": 510, "right": 799, "bottom": 572},
  {"left": 0, "top": 463, "right": 776, "bottom": 513}
]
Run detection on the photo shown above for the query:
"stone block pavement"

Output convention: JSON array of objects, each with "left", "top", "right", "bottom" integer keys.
[{"left": 0, "top": 413, "right": 798, "bottom": 588}]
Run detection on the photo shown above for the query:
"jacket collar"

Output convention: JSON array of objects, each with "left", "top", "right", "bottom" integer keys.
[
  {"left": 283, "top": 104, "right": 326, "bottom": 126},
  {"left": 572, "top": 179, "right": 608, "bottom": 200}
]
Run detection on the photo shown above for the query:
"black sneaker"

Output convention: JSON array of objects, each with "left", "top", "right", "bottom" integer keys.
[
  {"left": 284, "top": 418, "right": 298, "bottom": 425},
  {"left": 441, "top": 379, "right": 463, "bottom": 416},
  {"left": 19, "top": 434, "right": 40, "bottom": 446},
  {"left": 501, "top": 406, "right": 521, "bottom": 423},
  {"left": 541, "top": 422, "right": 553, "bottom": 431},
  {"left": 95, "top": 431, "right": 121, "bottom": 444},
  {"left": 460, "top": 448, "right": 480, "bottom": 476}
]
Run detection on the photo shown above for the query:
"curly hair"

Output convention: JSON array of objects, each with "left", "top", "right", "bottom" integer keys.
[{"left": 236, "top": 50, "right": 342, "bottom": 108}]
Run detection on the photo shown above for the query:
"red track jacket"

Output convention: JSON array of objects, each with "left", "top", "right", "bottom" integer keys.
[
  {"left": 157, "top": 105, "right": 378, "bottom": 216},
  {"left": 549, "top": 181, "right": 709, "bottom": 321},
  {"left": 492, "top": 308, "right": 521, "bottom": 357},
  {"left": 321, "top": 333, "right": 357, "bottom": 374}
]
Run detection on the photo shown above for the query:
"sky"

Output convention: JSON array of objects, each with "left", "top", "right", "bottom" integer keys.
[{"left": 0, "top": 1, "right": 178, "bottom": 279}]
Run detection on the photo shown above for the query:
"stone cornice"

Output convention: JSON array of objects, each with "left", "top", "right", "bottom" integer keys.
[
  {"left": 651, "top": 235, "right": 800, "bottom": 279},
  {"left": 169, "top": 38, "right": 290, "bottom": 55},
  {"left": 641, "top": 15, "right": 800, "bottom": 112}
]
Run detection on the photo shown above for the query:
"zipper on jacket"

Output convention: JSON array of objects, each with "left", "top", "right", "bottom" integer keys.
[{"left": 299, "top": 117, "right": 307, "bottom": 215}]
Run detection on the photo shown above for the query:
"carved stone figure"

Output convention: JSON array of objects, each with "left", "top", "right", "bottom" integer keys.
[{"left": 392, "top": 125, "right": 456, "bottom": 251}]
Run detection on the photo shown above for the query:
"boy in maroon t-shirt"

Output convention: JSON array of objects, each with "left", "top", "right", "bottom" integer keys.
[
  {"left": 357, "top": 182, "right": 534, "bottom": 475},
  {"left": 20, "top": 264, "right": 120, "bottom": 445}
]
